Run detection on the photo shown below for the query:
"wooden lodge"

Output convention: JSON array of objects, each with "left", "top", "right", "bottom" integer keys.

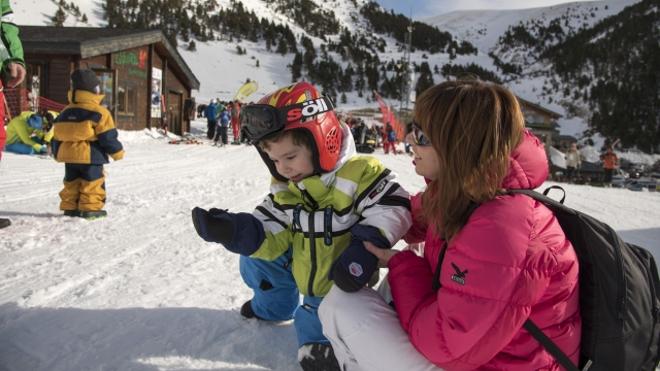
[{"left": 7, "top": 26, "right": 200, "bottom": 135}]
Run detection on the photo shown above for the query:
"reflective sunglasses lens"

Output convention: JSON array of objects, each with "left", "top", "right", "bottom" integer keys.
[{"left": 413, "top": 124, "right": 431, "bottom": 146}]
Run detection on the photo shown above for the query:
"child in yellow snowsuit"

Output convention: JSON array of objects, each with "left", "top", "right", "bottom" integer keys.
[{"left": 52, "top": 69, "right": 124, "bottom": 218}]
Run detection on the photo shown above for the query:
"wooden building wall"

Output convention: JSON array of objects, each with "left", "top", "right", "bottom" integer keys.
[
  {"left": 165, "top": 64, "right": 189, "bottom": 135},
  {"left": 112, "top": 46, "right": 149, "bottom": 130},
  {"left": 21, "top": 43, "right": 193, "bottom": 134}
]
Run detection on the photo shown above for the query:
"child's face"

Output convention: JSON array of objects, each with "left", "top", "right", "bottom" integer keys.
[{"left": 263, "top": 134, "right": 315, "bottom": 183}]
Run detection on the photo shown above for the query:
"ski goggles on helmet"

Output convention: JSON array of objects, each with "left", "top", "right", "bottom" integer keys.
[
  {"left": 241, "top": 97, "right": 335, "bottom": 141},
  {"left": 411, "top": 122, "right": 431, "bottom": 146}
]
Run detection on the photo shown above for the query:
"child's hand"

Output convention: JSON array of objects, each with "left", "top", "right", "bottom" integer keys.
[
  {"left": 329, "top": 237, "right": 378, "bottom": 293},
  {"left": 191, "top": 207, "right": 235, "bottom": 245},
  {"left": 364, "top": 241, "right": 399, "bottom": 267}
]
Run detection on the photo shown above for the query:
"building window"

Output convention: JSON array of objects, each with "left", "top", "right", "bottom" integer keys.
[
  {"left": 117, "top": 81, "right": 137, "bottom": 116},
  {"left": 117, "top": 86, "right": 126, "bottom": 112}
]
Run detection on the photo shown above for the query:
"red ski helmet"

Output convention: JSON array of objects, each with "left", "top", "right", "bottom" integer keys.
[{"left": 242, "top": 81, "right": 343, "bottom": 180}]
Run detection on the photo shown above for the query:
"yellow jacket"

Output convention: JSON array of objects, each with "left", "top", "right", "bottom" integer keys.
[
  {"left": 52, "top": 90, "right": 124, "bottom": 164},
  {"left": 5, "top": 111, "right": 50, "bottom": 152}
]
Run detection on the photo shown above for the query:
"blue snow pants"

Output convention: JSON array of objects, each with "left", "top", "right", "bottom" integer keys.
[
  {"left": 5, "top": 142, "right": 38, "bottom": 154},
  {"left": 239, "top": 250, "right": 329, "bottom": 347}
]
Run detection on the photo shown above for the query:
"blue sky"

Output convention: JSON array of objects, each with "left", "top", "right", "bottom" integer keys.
[{"left": 375, "top": 0, "right": 596, "bottom": 18}]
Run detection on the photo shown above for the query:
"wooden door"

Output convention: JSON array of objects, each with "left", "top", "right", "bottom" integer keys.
[{"left": 167, "top": 91, "right": 183, "bottom": 135}]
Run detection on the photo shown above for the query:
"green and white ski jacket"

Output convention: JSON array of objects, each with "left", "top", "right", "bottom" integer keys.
[{"left": 250, "top": 128, "right": 412, "bottom": 297}]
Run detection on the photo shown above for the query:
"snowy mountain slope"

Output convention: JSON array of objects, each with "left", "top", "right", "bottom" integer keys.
[
  {"left": 424, "top": 0, "right": 638, "bottom": 53},
  {"left": 11, "top": 0, "right": 651, "bottom": 143},
  {"left": 14, "top": 0, "right": 104, "bottom": 26},
  {"left": 1, "top": 120, "right": 659, "bottom": 370},
  {"left": 424, "top": 0, "right": 646, "bottom": 141}
]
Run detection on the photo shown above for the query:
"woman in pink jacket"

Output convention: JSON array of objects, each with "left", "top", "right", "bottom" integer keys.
[{"left": 320, "top": 80, "right": 581, "bottom": 370}]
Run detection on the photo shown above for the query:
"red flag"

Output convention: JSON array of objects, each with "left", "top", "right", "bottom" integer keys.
[{"left": 373, "top": 91, "right": 404, "bottom": 140}]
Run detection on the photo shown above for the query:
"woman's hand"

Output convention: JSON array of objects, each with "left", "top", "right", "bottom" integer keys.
[{"left": 364, "top": 241, "right": 399, "bottom": 267}]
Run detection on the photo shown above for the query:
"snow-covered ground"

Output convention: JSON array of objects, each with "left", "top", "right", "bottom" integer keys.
[{"left": 1, "top": 119, "right": 659, "bottom": 370}]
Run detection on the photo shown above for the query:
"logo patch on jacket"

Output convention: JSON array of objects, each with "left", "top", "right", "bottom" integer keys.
[
  {"left": 368, "top": 179, "right": 388, "bottom": 199},
  {"left": 349, "top": 262, "right": 363, "bottom": 277},
  {"left": 450, "top": 263, "right": 468, "bottom": 285}
]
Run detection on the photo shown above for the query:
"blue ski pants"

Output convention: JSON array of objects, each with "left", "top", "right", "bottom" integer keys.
[{"left": 239, "top": 250, "right": 329, "bottom": 347}]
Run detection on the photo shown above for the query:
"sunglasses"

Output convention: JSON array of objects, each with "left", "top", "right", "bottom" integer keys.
[
  {"left": 411, "top": 123, "right": 431, "bottom": 146},
  {"left": 241, "top": 97, "right": 335, "bottom": 141}
]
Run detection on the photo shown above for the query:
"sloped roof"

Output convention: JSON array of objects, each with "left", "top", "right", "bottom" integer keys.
[
  {"left": 517, "top": 96, "right": 562, "bottom": 119},
  {"left": 20, "top": 26, "right": 199, "bottom": 89}
]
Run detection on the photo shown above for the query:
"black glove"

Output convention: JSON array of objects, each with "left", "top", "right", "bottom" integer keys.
[
  {"left": 330, "top": 236, "right": 380, "bottom": 292},
  {"left": 191, "top": 207, "right": 235, "bottom": 245}
]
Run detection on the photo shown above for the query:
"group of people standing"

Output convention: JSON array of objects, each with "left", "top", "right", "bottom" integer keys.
[
  {"left": 192, "top": 79, "right": 582, "bottom": 371},
  {"left": 563, "top": 142, "right": 620, "bottom": 185},
  {"left": 204, "top": 98, "right": 242, "bottom": 145}
]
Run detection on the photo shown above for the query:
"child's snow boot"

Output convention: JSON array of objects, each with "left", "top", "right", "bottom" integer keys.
[
  {"left": 0, "top": 218, "right": 10, "bottom": 229},
  {"left": 80, "top": 210, "right": 107, "bottom": 220},
  {"left": 298, "top": 343, "right": 341, "bottom": 371},
  {"left": 240, "top": 300, "right": 263, "bottom": 320},
  {"left": 63, "top": 210, "right": 80, "bottom": 217}
]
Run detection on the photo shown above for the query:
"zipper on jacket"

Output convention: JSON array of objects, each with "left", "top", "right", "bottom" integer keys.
[
  {"left": 307, "top": 211, "right": 317, "bottom": 297},
  {"left": 292, "top": 204, "right": 303, "bottom": 233},
  {"left": 323, "top": 206, "right": 333, "bottom": 246}
]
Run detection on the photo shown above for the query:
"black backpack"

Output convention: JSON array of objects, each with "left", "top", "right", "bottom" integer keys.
[
  {"left": 432, "top": 186, "right": 660, "bottom": 371},
  {"left": 510, "top": 187, "right": 660, "bottom": 371}
]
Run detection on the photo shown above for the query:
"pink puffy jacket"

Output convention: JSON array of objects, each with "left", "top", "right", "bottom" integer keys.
[{"left": 389, "top": 130, "right": 581, "bottom": 370}]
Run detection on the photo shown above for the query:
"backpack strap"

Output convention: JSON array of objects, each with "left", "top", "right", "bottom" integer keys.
[
  {"left": 431, "top": 201, "right": 479, "bottom": 292},
  {"left": 431, "top": 241, "right": 448, "bottom": 291},
  {"left": 523, "top": 320, "right": 583, "bottom": 371}
]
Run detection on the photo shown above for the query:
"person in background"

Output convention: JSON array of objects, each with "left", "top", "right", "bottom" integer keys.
[
  {"left": 205, "top": 99, "right": 218, "bottom": 140},
  {"left": 0, "top": 0, "right": 26, "bottom": 229},
  {"left": 383, "top": 123, "right": 396, "bottom": 154},
  {"left": 191, "top": 81, "right": 411, "bottom": 371},
  {"left": 565, "top": 142, "right": 581, "bottom": 182},
  {"left": 319, "top": 80, "right": 581, "bottom": 371},
  {"left": 230, "top": 99, "right": 241, "bottom": 144},
  {"left": 4, "top": 111, "right": 49, "bottom": 155},
  {"left": 51, "top": 69, "right": 124, "bottom": 219},
  {"left": 601, "top": 146, "right": 618, "bottom": 186},
  {"left": 213, "top": 107, "right": 230, "bottom": 146}
]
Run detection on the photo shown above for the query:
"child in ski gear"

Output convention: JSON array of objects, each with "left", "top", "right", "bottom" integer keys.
[
  {"left": 0, "top": 0, "right": 26, "bottom": 229},
  {"left": 52, "top": 69, "right": 124, "bottom": 219},
  {"left": 4, "top": 111, "right": 50, "bottom": 154},
  {"left": 320, "top": 80, "right": 581, "bottom": 371},
  {"left": 192, "top": 81, "right": 412, "bottom": 371},
  {"left": 213, "top": 108, "right": 230, "bottom": 145}
]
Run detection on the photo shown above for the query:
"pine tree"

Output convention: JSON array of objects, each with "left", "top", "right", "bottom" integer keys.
[
  {"left": 51, "top": 7, "right": 67, "bottom": 27},
  {"left": 415, "top": 62, "right": 434, "bottom": 97},
  {"left": 276, "top": 37, "right": 288, "bottom": 55},
  {"left": 290, "top": 52, "right": 303, "bottom": 82}
]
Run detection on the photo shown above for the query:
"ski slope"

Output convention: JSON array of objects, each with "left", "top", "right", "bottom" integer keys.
[{"left": 1, "top": 120, "right": 659, "bottom": 370}]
